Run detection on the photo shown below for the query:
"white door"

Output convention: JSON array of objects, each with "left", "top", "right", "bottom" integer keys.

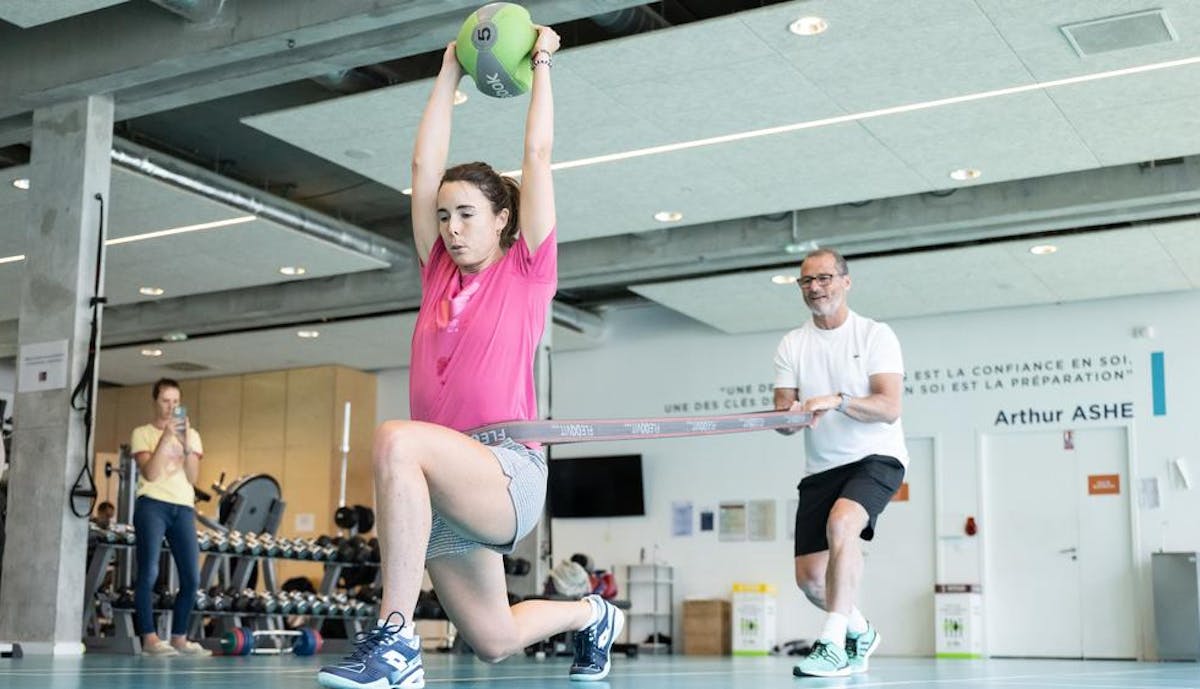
[
  {"left": 983, "top": 427, "right": 1137, "bottom": 659},
  {"left": 858, "top": 436, "right": 936, "bottom": 656}
]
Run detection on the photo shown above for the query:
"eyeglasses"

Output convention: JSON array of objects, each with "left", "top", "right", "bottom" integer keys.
[{"left": 797, "top": 273, "right": 844, "bottom": 289}]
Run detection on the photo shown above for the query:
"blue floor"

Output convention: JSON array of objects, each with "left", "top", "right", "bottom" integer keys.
[{"left": 1, "top": 654, "right": 1198, "bottom": 689}]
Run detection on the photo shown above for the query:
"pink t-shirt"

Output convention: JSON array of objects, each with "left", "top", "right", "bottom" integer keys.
[{"left": 409, "top": 230, "right": 557, "bottom": 433}]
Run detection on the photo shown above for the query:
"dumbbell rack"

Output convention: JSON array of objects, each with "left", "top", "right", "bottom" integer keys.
[{"left": 83, "top": 530, "right": 381, "bottom": 655}]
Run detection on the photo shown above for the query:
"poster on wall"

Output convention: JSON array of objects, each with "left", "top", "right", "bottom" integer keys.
[
  {"left": 672, "top": 501, "right": 694, "bottom": 537},
  {"left": 719, "top": 501, "right": 747, "bottom": 541},
  {"left": 747, "top": 499, "right": 776, "bottom": 541},
  {"left": 17, "top": 339, "right": 68, "bottom": 393}
]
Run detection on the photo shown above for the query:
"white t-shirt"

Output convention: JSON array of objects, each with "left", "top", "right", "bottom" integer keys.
[{"left": 774, "top": 310, "right": 908, "bottom": 476}]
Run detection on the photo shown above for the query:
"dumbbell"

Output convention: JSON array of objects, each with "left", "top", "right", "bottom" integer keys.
[
  {"left": 226, "top": 533, "right": 249, "bottom": 554},
  {"left": 206, "top": 587, "right": 231, "bottom": 612},
  {"left": 306, "top": 595, "right": 330, "bottom": 616},
  {"left": 232, "top": 589, "right": 258, "bottom": 612},
  {"left": 194, "top": 589, "right": 210, "bottom": 611},
  {"left": 241, "top": 534, "right": 265, "bottom": 556},
  {"left": 89, "top": 523, "right": 117, "bottom": 544},
  {"left": 220, "top": 627, "right": 323, "bottom": 656},
  {"left": 275, "top": 538, "right": 296, "bottom": 559},
  {"left": 113, "top": 588, "right": 136, "bottom": 609}
]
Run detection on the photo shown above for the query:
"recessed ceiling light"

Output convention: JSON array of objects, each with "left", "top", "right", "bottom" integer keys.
[
  {"left": 279, "top": 265, "right": 307, "bottom": 276},
  {"left": 11, "top": 178, "right": 29, "bottom": 190},
  {"left": 140, "top": 348, "right": 163, "bottom": 357},
  {"left": 297, "top": 330, "right": 320, "bottom": 339},
  {"left": 1029, "top": 244, "right": 1058, "bottom": 255},
  {"left": 653, "top": 211, "right": 683, "bottom": 222},
  {"left": 771, "top": 274, "right": 798, "bottom": 285},
  {"left": 401, "top": 188, "right": 413, "bottom": 196},
  {"left": 454, "top": 90, "right": 469, "bottom": 105},
  {"left": 162, "top": 332, "right": 188, "bottom": 342},
  {"left": 784, "top": 241, "right": 818, "bottom": 255},
  {"left": 138, "top": 286, "right": 165, "bottom": 296},
  {"left": 949, "top": 168, "right": 982, "bottom": 181},
  {"left": 344, "top": 148, "right": 374, "bottom": 160},
  {"left": 789, "top": 16, "right": 828, "bottom": 36},
  {"left": 0, "top": 254, "right": 25, "bottom": 265}
]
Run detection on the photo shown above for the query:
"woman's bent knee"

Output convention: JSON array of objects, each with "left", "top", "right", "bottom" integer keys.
[
  {"left": 374, "top": 420, "right": 423, "bottom": 469},
  {"left": 473, "top": 638, "right": 517, "bottom": 664}
]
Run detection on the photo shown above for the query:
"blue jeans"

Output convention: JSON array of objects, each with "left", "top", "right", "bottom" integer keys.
[{"left": 133, "top": 496, "right": 199, "bottom": 637}]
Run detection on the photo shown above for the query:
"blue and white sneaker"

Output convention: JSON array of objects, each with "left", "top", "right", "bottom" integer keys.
[
  {"left": 569, "top": 595, "right": 624, "bottom": 682},
  {"left": 316, "top": 612, "right": 424, "bottom": 689}
]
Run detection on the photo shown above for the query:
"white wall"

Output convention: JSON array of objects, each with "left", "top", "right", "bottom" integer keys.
[{"left": 377, "top": 289, "right": 1200, "bottom": 658}]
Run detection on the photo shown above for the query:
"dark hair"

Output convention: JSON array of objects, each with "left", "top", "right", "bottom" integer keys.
[
  {"left": 98, "top": 501, "right": 115, "bottom": 513},
  {"left": 440, "top": 162, "right": 521, "bottom": 249},
  {"left": 801, "top": 248, "right": 849, "bottom": 276},
  {"left": 152, "top": 378, "right": 181, "bottom": 401}
]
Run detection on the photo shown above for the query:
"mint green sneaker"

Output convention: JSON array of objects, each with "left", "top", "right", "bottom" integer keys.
[
  {"left": 845, "top": 623, "right": 881, "bottom": 674},
  {"left": 792, "top": 639, "right": 850, "bottom": 678}
]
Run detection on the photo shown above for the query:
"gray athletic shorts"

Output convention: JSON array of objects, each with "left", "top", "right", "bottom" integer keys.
[{"left": 426, "top": 437, "right": 547, "bottom": 560}]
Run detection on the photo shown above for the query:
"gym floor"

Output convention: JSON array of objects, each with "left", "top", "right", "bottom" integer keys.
[{"left": 1, "top": 654, "right": 1197, "bottom": 689}]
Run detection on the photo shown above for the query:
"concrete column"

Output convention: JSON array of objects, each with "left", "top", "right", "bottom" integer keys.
[{"left": 0, "top": 96, "right": 113, "bottom": 654}]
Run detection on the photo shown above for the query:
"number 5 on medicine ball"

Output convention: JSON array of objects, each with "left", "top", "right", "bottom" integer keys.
[{"left": 455, "top": 3, "right": 537, "bottom": 98}]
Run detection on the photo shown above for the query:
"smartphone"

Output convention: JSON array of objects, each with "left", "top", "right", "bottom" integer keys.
[{"left": 173, "top": 405, "right": 189, "bottom": 452}]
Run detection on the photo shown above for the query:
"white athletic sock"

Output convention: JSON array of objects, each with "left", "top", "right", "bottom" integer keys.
[
  {"left": 380, "top": 618, "right": 417, "bottom": 641},
  {"left": 819, "top": 612, "right": 848, "bottom": 644},
  {"left": 581, "top": 595, "right": 604, "bottom": 630},
  {"left": 847, "top": 607, "right": 869, "bottom": 635}
]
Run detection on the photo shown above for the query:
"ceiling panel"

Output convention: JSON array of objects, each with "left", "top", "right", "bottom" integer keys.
[
  {"left": 974, "top": 0, "right": 1200, "bottom": 81},
  {"left": 1152, "top": 219, "right": 1200, "bottom": 285},
  {"left": 631, "top": 227, "right": 1200, "bottom": 335},
  {"left": 0, "top": 0, "right": 128, "bottom": 28},
  {"left": 0, "top": 165, "right": 389, "bottom": 321},
  {"left": 1007, "top": 227, "right": 1193, "bottom": 301},
  {"left": 740, "top": 0, "right": 1035, "bottom": 112},
  {"left": 861, "top": 91, "right": 1100, "bottom": 187},
  {"left": 1063, "top": 94, "right": 1200, "bottom": 166},
  {"left": 98, "top": 313, "right": 605, "bottom": 386}
]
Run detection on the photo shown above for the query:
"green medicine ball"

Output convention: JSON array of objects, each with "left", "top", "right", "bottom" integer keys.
[{"left": 456, "top": 3, "right": 537, "bottom": 99}]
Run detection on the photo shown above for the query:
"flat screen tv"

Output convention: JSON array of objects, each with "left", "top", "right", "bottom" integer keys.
[{"left": 547, "top": 454, "right": 645, "bottom": 518}]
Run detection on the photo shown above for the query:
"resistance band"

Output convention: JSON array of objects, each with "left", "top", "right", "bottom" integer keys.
[{"left": 468, "top": 410, "right": 812, "bottom": 446}]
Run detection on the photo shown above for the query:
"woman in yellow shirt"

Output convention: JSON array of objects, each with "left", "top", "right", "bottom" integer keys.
[{"left": 129, "top": 378, "right": 210, "bottom": 657}]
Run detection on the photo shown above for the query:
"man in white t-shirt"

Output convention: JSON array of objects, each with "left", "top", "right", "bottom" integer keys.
[{"left": 773, "top": 248, "right": 907, "bottom": 678}]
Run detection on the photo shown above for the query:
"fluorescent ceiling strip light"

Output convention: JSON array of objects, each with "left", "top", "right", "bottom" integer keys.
[
  {"left": 0, "top": 215, "right": 256, "bottom": 264},
  {"left": 549, "top": 55, "right": 1200, "bottom": 170},
  {"left": 106, "top": 215, "right": 256, "bottom": 245}
]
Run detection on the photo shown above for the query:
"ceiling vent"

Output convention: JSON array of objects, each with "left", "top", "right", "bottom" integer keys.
[
  {"left": 162, "top": 361, "right": 210, "bottom": 372},
  {"left": 1061, "top": 10, "right": 1176, "bottom": 57}
]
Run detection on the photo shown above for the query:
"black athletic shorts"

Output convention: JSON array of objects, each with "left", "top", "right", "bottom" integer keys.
[{"left": 793, "top": 455, "right": 906, "bottom": 556}]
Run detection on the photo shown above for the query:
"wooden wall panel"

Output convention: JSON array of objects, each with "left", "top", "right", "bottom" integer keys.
[
  {"left": 240, "top": 372, "right": 286, "bottom": 450},
  {"left": 195, "top": 376, "right": 242, "bottom": 515},
  {"left": 93, "top": 387, "right": 119, "bottom": 456},
  {"left": 286, "top": 367, "right": 334, "bottom": 454},
  {"left": 334, "top": 367, "right": 378, "bottom": 526},
  {"left": 114, "top": 385, "right": 152, "bottom": 450}
]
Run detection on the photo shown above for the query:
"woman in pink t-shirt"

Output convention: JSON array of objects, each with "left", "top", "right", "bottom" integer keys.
[{"left": 318, "top": 25, "right": 623, "bottom": 689}]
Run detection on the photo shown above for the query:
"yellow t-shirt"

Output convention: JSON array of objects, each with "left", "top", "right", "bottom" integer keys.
[{"left": 131, "top": 423, "right": 204, "bottom": 508}]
